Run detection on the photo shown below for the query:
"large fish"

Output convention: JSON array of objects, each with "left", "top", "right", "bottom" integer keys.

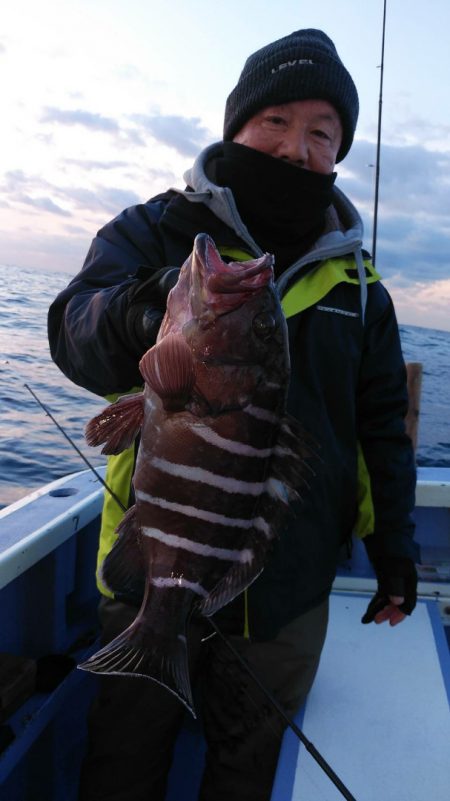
[{"left": 79, "top": 233, "right": 312, "bottom": 715}]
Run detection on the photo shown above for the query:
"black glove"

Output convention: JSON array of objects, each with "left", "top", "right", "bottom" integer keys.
[
  {"left": 126, "top": 267, "right": 180, "bottom": 351},
  {"left": 361, "top": 553, "right": 418, "bottom": 624}
]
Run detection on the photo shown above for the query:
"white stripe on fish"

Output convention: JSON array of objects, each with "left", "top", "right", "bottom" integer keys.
[
  {"left": 136, "top": 489, "right": 259, "bottom": 529},
  {"left": 150, "top": 577, "right": 208, "bottom": 597},
  {"left": 150, "top": 456, "right": 265, "bottom": 495},
  {"left": 142, "top": 526, "right": 254, "bottom": 563},
  {"left": 274, "top": 445, "right": 297, "bottom": 458},
  {"left": 245, "top": 404, "right": 280, "bottom": 423},
  {"left": 191, "top": 424, "right": 273, "bottom": 457}
]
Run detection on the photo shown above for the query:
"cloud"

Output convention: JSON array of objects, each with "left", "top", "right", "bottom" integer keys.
[
  {"left": 0, "top": 167, "right": 141, "bottom": 219},
  {"left": 386, "top": 276, "right": 450, "bottom": 332},
  {"left": 0, "top": 227, "right": 90, "bottom": 273},
  {"left": 2, "top": 169, "right": 30, "bottom": 188},
  {"left": 67, "top": 185, "right": 141, "bottom": 214},
  {"left": 339, "top": 138, "right": 450, "bottom": 283},
  {"left": 41, "top": 107, "right": 120, "bottom": 134},
  {"left": 0, "top": 170, "right": 72, "bottom": 218},
  {"left": 343, "top": 138, "right": 450, "bottom": 215},
  {"left": 38, "top": 108, "right": 214, "bottom": 155},
  {"left": 1, "top": 117, "right": 449, "bottom": 334},
  {"left": 17, "top": 194, "right": 72, "bottom": 217},
  {"left": 134, "top": 113, "right": 213, "bottom": 156},
  {"left": 374, "top": 216, "right": 450, "bottom": 283},
  {"left": 64, "top": 224, "right": 93, "bottom": 236},
  {"left": 64, "top": 158, "right": 129, "bottom": 171},
  {"left": 40, "top": 107, "right": 147, "bottom": 148},
  {"left": 386, "top": 115, "right": 450, "bottom": 152}
]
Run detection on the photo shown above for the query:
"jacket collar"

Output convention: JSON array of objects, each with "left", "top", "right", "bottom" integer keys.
[{"left": 180, "top": 142, "right": 367, "bottom": 306}]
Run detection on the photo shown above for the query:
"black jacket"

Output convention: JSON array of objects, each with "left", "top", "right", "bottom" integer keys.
[{"left": 48, "top": 143, "right": 418, "bottom": 639}]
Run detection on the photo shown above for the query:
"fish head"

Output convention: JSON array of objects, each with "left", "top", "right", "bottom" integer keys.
[{"left": 160, "top": 234, "right": 290, "bottom": 413}]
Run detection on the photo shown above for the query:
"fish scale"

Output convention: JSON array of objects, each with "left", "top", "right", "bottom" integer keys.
[{"left": 80, "top": 233, "right": 313, "bottom": 716}]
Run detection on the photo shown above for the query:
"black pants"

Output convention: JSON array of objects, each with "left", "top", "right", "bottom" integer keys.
[{"left": 78, "top": 597, "right": 328, "bottom": 801}]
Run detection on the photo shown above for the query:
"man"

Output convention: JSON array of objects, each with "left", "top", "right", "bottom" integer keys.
[{"left": 48, "top": 29, "right": 419, "bottom": 801}]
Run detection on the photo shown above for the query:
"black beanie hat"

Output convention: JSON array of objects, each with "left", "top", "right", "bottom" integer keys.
[{"left": 223, "top": 29, "right": 359, "bottom": 162}]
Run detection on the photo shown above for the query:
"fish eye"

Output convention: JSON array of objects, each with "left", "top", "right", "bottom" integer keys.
[{"left": 252, "top": 311, "right": 277, "bottom": 339}]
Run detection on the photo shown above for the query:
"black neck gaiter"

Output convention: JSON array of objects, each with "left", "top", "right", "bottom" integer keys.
[{"left": 209, "top": 141, "right": 336, "bottom": 273}]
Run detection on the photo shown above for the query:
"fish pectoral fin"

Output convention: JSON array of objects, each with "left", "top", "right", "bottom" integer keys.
[
  {"left": 198, "top": 552, "right": 264, "bottom": 618},
  {"left": 100, "top": 506, "right": 146, "bottom": 601},
  {"left": 139, "top": 334, "right": 195, "bottom": 411},
  {"left": 85, "top": 392, "right": 145, "bottom": 455}
]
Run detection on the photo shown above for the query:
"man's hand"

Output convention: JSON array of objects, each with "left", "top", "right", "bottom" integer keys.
[
  {"left": 361, "top": 556, "right": 418, "bottom": 626},
  {"left": 127, "top": 267, "right": 180, "bottom": 350},
  {"left": 362, "top": 592, "right": 408, "bottom": 626}
]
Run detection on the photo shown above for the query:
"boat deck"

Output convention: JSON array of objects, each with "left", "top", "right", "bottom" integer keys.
[
  {"left": 271, "top": 593, "right": 450, "bottom": 801},
  {"left": 0, "top": 467, "right": 449, "bottom": 800}
]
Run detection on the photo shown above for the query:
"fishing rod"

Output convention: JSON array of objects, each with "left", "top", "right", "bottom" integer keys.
[
  {"left": 209, "top": 619, "right": 357, "bottom": 801},
  {"left": 372, "top": 0, "right": 387, "bottom": 266},
  {"left": 26, "top": 382, "right": 358, "bottom": 800}
]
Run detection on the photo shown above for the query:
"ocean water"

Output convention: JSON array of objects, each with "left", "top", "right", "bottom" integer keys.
[
  {"left": 0, "top": 264, "right": 105, "bottom": 508},
  {"left": 1, "top": 263, "right": 449, "bottom": 508}
]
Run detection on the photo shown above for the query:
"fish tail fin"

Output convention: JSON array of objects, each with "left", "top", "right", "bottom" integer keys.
[{"left": 78, "top": 611, "right": 195, "bottom": 716}]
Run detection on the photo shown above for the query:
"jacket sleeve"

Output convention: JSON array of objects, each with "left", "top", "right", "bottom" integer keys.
[
  {"left": 48, "top": 200, "right": 174, "bottom": 396},
  {"left": 356, "top": 284, "right": 420, "bottom": 563}
]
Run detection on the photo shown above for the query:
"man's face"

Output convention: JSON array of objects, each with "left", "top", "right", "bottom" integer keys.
[{"left": 233, "top": 99, "right": 342, "bottom": 174}]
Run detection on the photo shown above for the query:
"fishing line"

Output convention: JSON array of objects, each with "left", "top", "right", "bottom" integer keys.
[
  {"left": 25, "top": 381, "right": 357, "bottom": 799},
  {"left": 209, "top": 618, "right": 358, "bottom": 801},
  {"left": 24, "top": 383, "right": 127, "bottom": 513}
]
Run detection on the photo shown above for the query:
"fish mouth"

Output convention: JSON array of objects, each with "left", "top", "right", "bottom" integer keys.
[
  {"left": 193, "top": 234, "right": 274, "bottom": 300},
  {"left": 189, "top": 234, "right": 275, "bottom": 324}
]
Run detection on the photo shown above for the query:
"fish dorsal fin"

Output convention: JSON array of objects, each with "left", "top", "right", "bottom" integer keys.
[
  {"left": 85, "top": 392, "right": 145, "bottom": 455},
  {"left": 139, "top": 334, "right": 195, "bottom": 411}
]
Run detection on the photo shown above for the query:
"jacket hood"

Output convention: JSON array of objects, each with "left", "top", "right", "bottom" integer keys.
[{"left": 182, "top": 142, "right": 368, "bottom": 314}]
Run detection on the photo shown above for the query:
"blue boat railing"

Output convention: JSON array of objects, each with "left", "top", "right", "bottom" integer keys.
[
  {"left": 334, "top": 465, "right": 450, "bottom": 630},
  {"left": 0, "top": 470, "right": 104, "bottom": 800}
]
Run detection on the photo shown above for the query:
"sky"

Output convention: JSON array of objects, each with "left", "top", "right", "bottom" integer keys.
[{"left": 1, "top": 0, "right": 450, "bottom": 331}]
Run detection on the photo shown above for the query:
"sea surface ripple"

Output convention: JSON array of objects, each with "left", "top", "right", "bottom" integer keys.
[{"left": 1, "top": 263, "right": 449, "bottom": 508}]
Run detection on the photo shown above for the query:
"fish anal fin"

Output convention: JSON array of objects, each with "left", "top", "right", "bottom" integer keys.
[
  {"left": 85, "top": 393, "right": 144, "bottom": 455},
  {"left": 101, "top": 506, "right": 146, "bottom": 602},
  {"left": 139, "top": 334, "right": 195, "bottom": 411},
  {"left": 199, "top": 550, "right": 264, "bottom": 618}
]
